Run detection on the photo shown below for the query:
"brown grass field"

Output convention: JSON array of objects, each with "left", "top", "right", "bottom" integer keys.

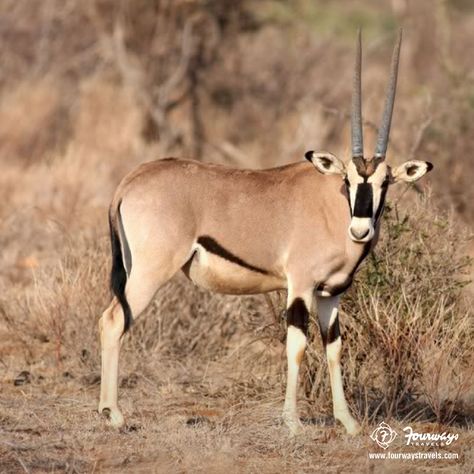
[{"left": 0, "top": 1, "right": 473, "bottom": 472}]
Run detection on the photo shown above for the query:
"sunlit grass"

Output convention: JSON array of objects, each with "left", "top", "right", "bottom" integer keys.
[{"left": 255, "top": 0, "right": 396, "bottom": 41}]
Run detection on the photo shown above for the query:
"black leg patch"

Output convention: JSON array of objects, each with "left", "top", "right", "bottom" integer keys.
[
  {"left": 320, "top": 314, "right": 340, "bottom": 346},
  {"left": 197, "top": 235, "right": 269, "bottom": 275},
  {"left": 286, "top": 298, "right": 309, "bottom": 336}
]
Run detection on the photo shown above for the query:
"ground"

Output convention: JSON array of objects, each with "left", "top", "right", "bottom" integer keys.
[{"left": 0, "top": 323, "right": 471, "bottom": 473}]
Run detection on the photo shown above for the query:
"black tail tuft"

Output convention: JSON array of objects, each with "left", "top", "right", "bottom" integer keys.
[{"left": 109, "top": 204, "right": 132, "bottom": 334}]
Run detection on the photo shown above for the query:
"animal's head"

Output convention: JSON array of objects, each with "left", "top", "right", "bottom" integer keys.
[{"left": 306, "top": 30, "right": 433, "bottom": 243}]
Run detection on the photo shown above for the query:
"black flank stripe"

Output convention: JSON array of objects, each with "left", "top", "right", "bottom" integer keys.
[{"left": 197, "top": 235, "right": 269, "bottom": 275}]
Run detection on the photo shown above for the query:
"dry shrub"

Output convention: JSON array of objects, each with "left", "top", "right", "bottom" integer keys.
[
  {"left": 1, "top": 192, "right": 471, "bottom": 428},
  {"left": 73, "top": 75, "right": 143, "bottom": 161},
  {"left": 0, "top": 76, "right": 69, "bottom": 162},
  {"left": 118, "top": 276, "right": 285, "bottom": 407},
  {"left": 0, "top": 233, "right": 108, "bottom": 376},
  {"left": 0, "top": 2, "right": 473, "bottom": 470},
  {"left": 118, "top": 199, "right": 470, "bottom": 427}
]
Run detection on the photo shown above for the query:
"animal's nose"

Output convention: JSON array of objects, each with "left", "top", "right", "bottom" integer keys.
[{"left": 350, "top": 227, "right": 369, "bottom": 240}]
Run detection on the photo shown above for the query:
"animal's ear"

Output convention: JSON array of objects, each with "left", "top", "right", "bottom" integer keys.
[
  {"left": 305, "top": 151, "right": 346, "bottom": 176},
  {"left": 390, "top": 160, "right": 433, "bottom": 183}
]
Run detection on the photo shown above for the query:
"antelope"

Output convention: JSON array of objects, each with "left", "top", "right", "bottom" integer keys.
[{"left": 98, "top": 30, "right": 432, "bottom": 435}]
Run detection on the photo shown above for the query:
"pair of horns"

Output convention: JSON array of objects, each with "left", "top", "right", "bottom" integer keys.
[{"left": 351, "top": 29, "right": 402, "bottom": 159}]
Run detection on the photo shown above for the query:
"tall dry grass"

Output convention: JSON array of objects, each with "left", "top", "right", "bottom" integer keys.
[
  {"left": 1, "top": 184, "right": 471, "bottom": 429},
  {"left": 0, "top": 1, "right": 473, "bottom": 471}
]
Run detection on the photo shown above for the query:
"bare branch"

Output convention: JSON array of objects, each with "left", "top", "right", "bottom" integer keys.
[
  {"left": 408, "top": 116, "right": 432, "bottom": 161},
  {"left": 322, "top": 104, "right": 402, "bottom": 156}
]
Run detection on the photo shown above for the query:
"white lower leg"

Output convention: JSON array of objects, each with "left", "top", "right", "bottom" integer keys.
[
  {"left": 98, "top": 308, "right": 125, "bottom": 428},
  {"left": 283, "top": 326, "right": 307, "bottom": 433},
  {"left": 326, "top": 337, "right": 360, "bottom": 435}
]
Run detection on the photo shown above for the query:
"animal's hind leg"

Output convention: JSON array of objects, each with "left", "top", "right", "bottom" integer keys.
[
  {"left": 98, "top": 260, "right": 179, "bottom": 427},
  {"left": 99, "top": 298, "right": 126, "bottom": 427}
]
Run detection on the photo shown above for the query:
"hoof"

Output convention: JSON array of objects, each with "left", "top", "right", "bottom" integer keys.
[
  {"left": 345, "top": 420, "right": 362, "bottom": 436},
  {"left": 282, "top": 412, "right": 303, "bottom": 436},
  {"left": 99, "top": 406, "right": 125, "bottom": 428},
  {"left": 335, "top": 413, "right": 361, "bottom": 435}
]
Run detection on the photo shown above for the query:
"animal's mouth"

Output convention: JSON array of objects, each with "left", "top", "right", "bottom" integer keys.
[{"left": 348, "top": 218, "right": 374, "bottom": 243}]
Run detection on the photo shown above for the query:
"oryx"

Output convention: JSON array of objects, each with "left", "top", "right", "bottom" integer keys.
[{"left": 98, "top": 29, "right": 432, "bottom": 434}]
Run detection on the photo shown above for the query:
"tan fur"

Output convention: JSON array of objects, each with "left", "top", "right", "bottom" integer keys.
[
  {"left": 99, "top": 157, "right": 379, "bottom": 431},
  {"left": 113, "top": 157, "right": 367, "bottom": 294},
  {"left": 99, "top": 29, "right": 433, "bottom": 433},
  {"left": 352, "top": 156, "right": 384, "bottom": 178},
  {"left": 295, "top": 346, "right": 305, "bottom": 366}
]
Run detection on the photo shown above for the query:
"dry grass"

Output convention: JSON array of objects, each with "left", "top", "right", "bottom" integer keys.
[
  {"left": 1, "top": 171, "right": 472, "bottom": 472},
  {"left": 1, "top": 1, "right": 474, "bottom": 472}
]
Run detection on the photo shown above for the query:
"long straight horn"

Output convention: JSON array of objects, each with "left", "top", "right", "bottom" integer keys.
[
  {"left": 374, "top": 29, "right": 402, "bottom": 158},
  {"left": 351, "top": 28, "right": 364, "bottom": 158}
]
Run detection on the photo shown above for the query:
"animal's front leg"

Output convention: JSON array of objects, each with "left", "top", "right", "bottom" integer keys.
[
  {"left": 316, "top": 295, "right": 361, "bottom": 435},
  {"left": 282, "top": 286, "right": 312, "bottom": 435}
]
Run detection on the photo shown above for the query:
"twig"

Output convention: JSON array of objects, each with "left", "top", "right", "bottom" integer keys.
[
  {"left": 397, "top": 114, "right": 433, "bottom": 197},
  {"left": 0, "top": 441, "right": 30, "bottom": 472},
  {"left": 85, "top": 0, "right": 197, "bottom": 151},
  {"left": 15, "top": 455, "right": 30, "bottom": 474},
  {"left": 408, "top": 116, "right": 432, "bottom": 160},
  {"left": 321, "top": 104, "right": 402, "bottom": 155},
  {"left": 207, "top": 141, "right": 249, "bottom": 167},
  {"left": 321, "top": 105, "right": 379, "bottom": 133}
]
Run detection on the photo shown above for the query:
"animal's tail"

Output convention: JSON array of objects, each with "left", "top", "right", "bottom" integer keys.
[{"left": 109, "top": 201, "right": 132, "bottom": 334}]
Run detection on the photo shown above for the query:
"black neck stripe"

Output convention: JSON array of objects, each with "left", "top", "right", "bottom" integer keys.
[{"left": 197, "top": 235, "right": 269, "bottom": 275}]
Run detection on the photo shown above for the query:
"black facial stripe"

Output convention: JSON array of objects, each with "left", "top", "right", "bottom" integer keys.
[
  {"left": 286, "top": 297, "right": 309, "bottom": 335},
  {"left": 374, "top": 182, "right": 389, "bottom": 222},
  {"left": 353, "top": 183, "right": 373, "bottom": 218},
  {"left": 197, "top": 235, "right": 269, "bottom": 275},
  {"left": 343, "top": 179, "right": 352, "bottom": 217}
]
